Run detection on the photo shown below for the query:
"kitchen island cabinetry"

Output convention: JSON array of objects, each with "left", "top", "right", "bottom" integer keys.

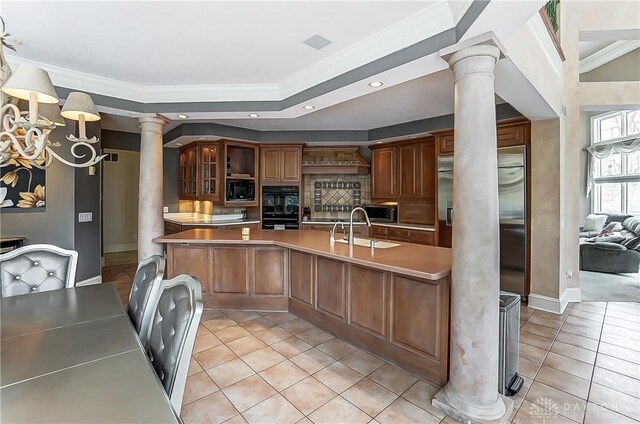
[{"left": 371, "top": 225, "right": 435, "bottom": 245}]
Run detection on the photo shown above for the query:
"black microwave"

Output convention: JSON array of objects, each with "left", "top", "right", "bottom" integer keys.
[
  {"left": 364, "top": 204, "right": 397, "bottom": 223},
  {"left": 226, "top": 180, "right": 255, "bottom": 202}
]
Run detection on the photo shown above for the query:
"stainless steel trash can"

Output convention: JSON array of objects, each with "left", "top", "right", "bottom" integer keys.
[{"left": 499, "top": 292, "right": 524, "bottom": 396}]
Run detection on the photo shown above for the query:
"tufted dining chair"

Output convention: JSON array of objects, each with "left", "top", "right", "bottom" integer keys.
[
  {"left": 146, "top": 274, "right": 203, "bottom": 414},
  {"left": 127, "top": 255, "right": 165, "bottom": 347},
  {"left": 0, "top": 244, "right": 78, "bottom": 297}
]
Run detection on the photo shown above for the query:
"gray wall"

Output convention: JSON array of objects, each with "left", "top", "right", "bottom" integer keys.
[{"left": 580, "top": 48, "right": 640, "bottom": 82}]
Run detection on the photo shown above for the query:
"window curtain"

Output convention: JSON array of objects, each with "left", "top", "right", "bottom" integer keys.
[{"left": 585, "top": 137, "right": 640, "bottom": 198}]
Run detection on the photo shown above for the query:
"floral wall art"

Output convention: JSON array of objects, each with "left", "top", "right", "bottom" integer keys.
[{"left": 0, "top": 157, "right": 46, "bottom": 209}]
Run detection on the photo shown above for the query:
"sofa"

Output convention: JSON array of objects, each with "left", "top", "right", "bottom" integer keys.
[{"left": 579, "top": 214, "right": 640, "bottom": 274}]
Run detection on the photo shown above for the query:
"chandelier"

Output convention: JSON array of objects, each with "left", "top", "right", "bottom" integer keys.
[{"left": 0, "top": 65, "right": 106, "bottom": 168}]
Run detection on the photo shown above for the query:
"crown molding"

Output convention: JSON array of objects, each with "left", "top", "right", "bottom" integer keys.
[{"left": 579, "top": 40, "right": 640, "bottom": 74}]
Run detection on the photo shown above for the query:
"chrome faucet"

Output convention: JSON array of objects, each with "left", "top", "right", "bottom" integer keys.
[
  {"left": 349, "top": 207, "right": 371, "bottom": 245},
  {"left": 329, "top": 221, "right": 345, "bottom": 243}
]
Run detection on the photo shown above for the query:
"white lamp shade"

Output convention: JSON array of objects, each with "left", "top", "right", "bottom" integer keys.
[
  {"left": 61, "top": 92, "right": 101, "bottom": 121},
  {"left": 1, "top": 65, "right": 59, "bottom": 104}
]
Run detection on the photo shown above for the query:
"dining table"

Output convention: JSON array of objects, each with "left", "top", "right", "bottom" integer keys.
[{"left": 0, "top": 283, "right": 180, "bottom": 423}]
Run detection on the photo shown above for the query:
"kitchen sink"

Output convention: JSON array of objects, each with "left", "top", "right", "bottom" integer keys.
[{"left": 334, "top": 238, "right": 400, "bottom": 249}]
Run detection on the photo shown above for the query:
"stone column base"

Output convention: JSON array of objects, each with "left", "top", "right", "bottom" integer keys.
[{"left": 433, "top": 385, "right": 514, "bottom": 424}]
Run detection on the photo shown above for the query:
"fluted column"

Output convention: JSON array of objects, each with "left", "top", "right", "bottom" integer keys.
[
  {"left": 137, "top": 116, "right": 166, "bottom": 261},
  {"left": 433, "top": 42, "right": 513, "bottom": 423}
]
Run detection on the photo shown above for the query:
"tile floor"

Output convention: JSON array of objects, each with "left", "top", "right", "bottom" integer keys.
[{"left": 102, "top": 260, "right": 640, "bottom": 424}]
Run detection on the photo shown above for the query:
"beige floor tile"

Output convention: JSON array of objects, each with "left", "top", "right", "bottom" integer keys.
[
  {"left": 605, "top": 309, "right": 640, "bottom": 323},
  {"left": 272, "top": 336, "right": 313, "bottom": 358},
  {"left": 551, "top": 340, "right": 597, "bottom": 364},
  {"left": 206, "top": 358, "right": 256, "bottom": 389},
  {"left": 572, "top": 303, "right": 606, "bottom": 313},
  {"left": 602, "top": 324, "right": 640, "bottom": 341},
  {"left": 194, "top": 332, "right": 223, "bottom": 353},
  {"left": 532, "top": 310, "right": 568, "bottom": 321},
  {"left": 564, "top": 315, "right": 603, "bottom": 330},
  {"left": 518, "top": 356, "right": 542, "bottom": 379},
  {"left": 596, "top": 353, "right": 640, "bottom": 380},
  {"left": 555, "top": 331, "right": 600, "bottom": 351},
  {"left": 520, "top": 331, "right": 555, "bottom": 351},
  {"left": 598, "top": 342, "right": 640, "bottom": 364},
  {"left": 513, "top": 399, "right": 578, "bottom": 424},
  {"left": 279, "top": 318, "right": 317, "bottom": 335},
  {"left": 291, "top": 348, "right": 336, "bottom": 374},
  {"left": 561, "top": 323, "right": 602, "bottom": 340},
  {"left": 519, "top": 343, "right": 549, "bottom": 363},
  {"left": 296, "top": 418, "right": 313, "bottom": 424},
  {"left": 314, "top": 362, "right": 364, "bottom": 393},
  {"left": 522, "top": 322, "right": 560, "bottom": 339},
  {"left": 543, "top": 352, "right": 593, "bottom": 380},
  {"left": 340, "top": 350, "right": 385, "bottom": 376},
  {"left": 569, "top": 308, "right": 605, "bottom": 322},
  {"left": 525, "top": 381, "right": 586, "bottom": 422},
  {"left": 592, "top": 366, "right": 640, "bottom": 399},
  {"left": 201, "top": 309, "right": 226, "bottom": 321},
  {"left": 241, "top": 317, "right": 278, "bottom": 333},
  {"left": 183, "top": 371, "right": 220, "bottom": 405},
  {"left": 225, "top": 310, "right": 261, "bottom": 323},
  {"left": 204, "top": 317, "right": 237, "bottom": 332},
  {"left": 605, "top": 316, "right": 640, "bottom": 332},
  {"left": 607, "top": 302, "right": 640, "bottom": 314},
  {"left": 226, "top": 335, "right": 268, "bottom": 357},
  {"left": 198, "top": 324, "right": 212, "bottom": 337},
  {"left": 215, "top": 326, "right": 252, "bottom": 343},
  {"left": 188, "top": 357, "right": 204, "bottom": 376},
  {"left": 194, "top": 345, "right": 238, "bottom": 370},
  {"left": 297, "top": 327, "right": 335, "bottom": 346},
  {"left": 260, "top": 312, "right": 298, "bottom": 325},
  {"left": 588, "top": 383, "right": 640, "bottom": 421},
  {"left": 308, "top": 396, "right": 371, "bottom": 424},
  {"left": 242, "top": 346, "right": 287, "bottom": 373},
  {"left": 254, "top": 326, "right": 292, "bottom": 345},
  {"left": 223, "top": 413, "right": 248, "bottom": 424},
  {"left": 535, "top": 366, "right": 591, "bottom": 400},
  {"left": 584, "top": 401, "right": 640, "bottom": 424},
  {"left": 600, "top": 332, "right": 640, "bottom": 352},
  {"left": 282, "top": 376, "right": 337, "bottom": 415},
  {"left": 375, "top": 397, "right": 440, "bottom": 424},
  {"left": 342, "top": 378, "right": 398, "bottom": 417},
  {"left": 368, "top": 364, "right": 418, "bottom": 395},
  {"left": 242, "top": 394, "right": 304, "bottom": 424},
  {"left": 181, "top": 391, "right": 239, "bottom": 424},
  {"left": 259, "top": 360, "right": 308, "bottom": 391},
  {"left": 401, "top": 380, "right": 445, "bottom": 419},
  {"left": 317, "top": 338, "right": 358, "bottom": 360},
  {"left": 527, "top": 314, "right": 564, "bottom": 330},
  {"left": 223, "top": 374, "right": 278, "bottom": 413}
]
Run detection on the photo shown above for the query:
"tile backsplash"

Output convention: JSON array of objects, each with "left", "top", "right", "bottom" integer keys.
[{"left": 302, "top": 174, "right": 371, "bottom": 220}]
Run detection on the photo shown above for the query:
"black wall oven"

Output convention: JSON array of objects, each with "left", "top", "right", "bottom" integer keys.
[{"left": 262, "top": 186, "right": 299, "bottom": 229}]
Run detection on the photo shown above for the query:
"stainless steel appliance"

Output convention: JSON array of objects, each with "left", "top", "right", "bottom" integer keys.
[
  {"left": 363, "top": 204, "right": 397, "bottom": 223},
  {"left": 437, "top": 146, "right": 527, "bottom": 297},
  {"left": 499, "top": 291, "right": 523, "bottom": 396},
  {"left": 262, "top": 186, "right": 299, "bottom": 229},
  {"left": 226, "top": 180, "right": 255, "bottom": 202}
]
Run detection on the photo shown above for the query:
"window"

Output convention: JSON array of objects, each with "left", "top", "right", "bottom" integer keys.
[{"left": 591, "top": 111, "right": 640, "bottom": 214}]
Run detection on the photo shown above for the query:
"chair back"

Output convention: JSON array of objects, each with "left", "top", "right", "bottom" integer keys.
[
  {"left": 127, "top": 255, "right": 165, "bottom": 346},
  {"left": 146, "top": 274, "right": 203, "bottom": 413},
  {"left": 0, "top": 244, "right": 78, "bottom": 297}
]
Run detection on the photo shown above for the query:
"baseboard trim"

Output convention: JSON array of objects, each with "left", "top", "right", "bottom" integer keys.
[
  {"left": 560, "top": 287, "right": 582, "bottom": 312},
  {"left": 104, "top": 243, "right": 137, "bottom": 254},
  {"left": 528, "top": 293, "right": 562, "bottom": 314},
  {"left": 77, "top": 275, "right": 102, "bottom": 286}
]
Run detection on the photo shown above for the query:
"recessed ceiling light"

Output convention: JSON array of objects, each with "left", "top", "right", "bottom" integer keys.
[
  {"left": 198, "top": 137, "right": 206, "bottom": 140},
  {"left": 368, "top": 81, "right": 384, "bottom": 88},
  {"left": 176, "top": 142, "right": 183, "bottom": 146},
  {"left": 248, "top": 113, "right": 259, "bottom": 118},
  {"left": 375, "top": 141, "right": 383, "bottom": 144},
  {"left": 303, "top": 105, "right": 315, "bottom": 110},
  {"left": 177, "top": 114, "right": 188, "bottom": 119}
]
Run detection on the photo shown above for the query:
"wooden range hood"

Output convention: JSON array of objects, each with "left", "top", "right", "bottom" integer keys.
[{"left": 301, "top": 146, "right": 370, "bottom": 175}]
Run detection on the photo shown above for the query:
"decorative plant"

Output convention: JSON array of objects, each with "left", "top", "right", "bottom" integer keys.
[{"left": 545, "top": 0, "right": 559, "bottom": 32}]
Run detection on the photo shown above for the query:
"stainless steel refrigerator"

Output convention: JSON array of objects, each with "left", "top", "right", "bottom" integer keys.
[{"left": 437, "top": 146, "right": 527, "bottom": 297}]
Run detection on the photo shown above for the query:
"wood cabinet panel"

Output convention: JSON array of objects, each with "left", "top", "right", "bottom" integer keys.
[
  {"left": 371, "top": 147, "right": 396, "bottom": 200},
  {"left": 281, "top": 147, "right": 302, "bottom": 183},
  {"left": 316, "top": 257, "right": 346, "bottom": 320},
  {"left": 289, "top": 251, "right": 314, "bottom": 305},
  {"left": 167, "top": 245, "right": 209, "bottom": 293},
  {"left": 388, "top": 228, "right": 410, "bottom": 241},
  {"left": 164, "top": 221, "right": 183, "bottom": 235},
  {"left": 198, "top": 143, "right": 221, "bottom": 201},
  {"left": 397, "top": 144, "right": 420, "bottom": 198},
  {"left": 212, "top": 248, "right": 248, "bottom": 294},
  {"left": 421, "top": 141, "right": 436, "bottom": 198},
  {"left": 349, "top": 265, "right": 388, "bottom": 337},
  {"left": 392, "top": 275, "right": 442, "bottom": 358},
  {"left": 437, "top": 133, "right": 455, "bottom": 154},
  {"left": 254, "top": 248, "right": 287, "bottom": 295},
  {"left": 497, "top": 124, "right": 526, "bottom": 147},
  {"left": 371, "top": 226, "right": 388, "bottom": 238},
  {"left": 409, "top": 230, "right": 434, "bottom": 245},
  {"left": 260, "top": 145, "right": 302, "bottom": 184},
  {"left": 179, "top": 146, "right": 198, "bottom": 199},
  {"left": 260, "top": 147, "right": 281, "bottom": 183}
]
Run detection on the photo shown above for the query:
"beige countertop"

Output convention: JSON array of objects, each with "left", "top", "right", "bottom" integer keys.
[
  {"left": 164, "top": 213, "right": 259, "bottom": 227},
  {"left": 154, "top": 228, "right": 451, "bottom": 281}
]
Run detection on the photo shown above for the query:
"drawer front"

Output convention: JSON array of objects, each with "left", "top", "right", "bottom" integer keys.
[
  {"left": 438, "top": 134, "right": 455, "bottom": 153},
  {"left": 371, "top": 226, "right": 388, "bottom": 237},
  {"left": 409, "top": 230, "right": 434, "bottom": 245},
  {"left": 164, "top": 221, "right": 183, "bottom": 235},
  {"left": 388, "top": 228, "right": 410, "bottom": 239}
]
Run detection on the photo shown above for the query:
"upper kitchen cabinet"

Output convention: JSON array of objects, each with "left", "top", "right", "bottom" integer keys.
[
  {"left": 371, "top": 147, "right": 396, "bottom": 200},
  {"left": 397, "top": 143, "right": 421, "bottom": 198},
  {"left": 435, "top": 119, "right": 531, "bottom": 154},
  {"left": 260, "top": 145, "right": 303, "bottom": 185},
  {"left": 198, "top": 143, "right": 221, "bottom": 201},
  {"left": 179, "top": 145, "right": 198, "bottom": 199}
]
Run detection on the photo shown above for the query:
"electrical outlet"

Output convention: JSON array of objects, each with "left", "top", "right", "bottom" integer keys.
[
  {"left": 163, "top": 207, "right": 169, "bottom": 213},
  {"left": 78, "top": 212, "right": 93, "bottom": 222},
  {"left": 565, "top": 270, "right": 573, "bottom": 280}
]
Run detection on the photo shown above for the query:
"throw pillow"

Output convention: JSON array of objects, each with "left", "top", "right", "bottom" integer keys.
[
  {"left": 583, "top": 214, "right": 608, "bottom": 232},
  {"left": 594, "top": 232, "right": 626, "bottom": 243},
  {"left": 623, "top": 216, "right": 640, "bottom": 235},
  {"left": 623, "top": 236, "right": 640, "bottom": 251},
  {"left": 600, "top": 221, "right": 623, "bottom": 235}
]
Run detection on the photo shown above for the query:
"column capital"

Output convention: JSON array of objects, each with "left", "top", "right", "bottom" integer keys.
[
  {"left": 439, "top": 32, "right": 506, "bottom": 64},
  {"left": 138, "top": 114, "right": 168, "bottom": 126}
]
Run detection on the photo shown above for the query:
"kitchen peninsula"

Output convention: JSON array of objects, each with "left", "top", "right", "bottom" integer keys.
[{"left": 154, "top": 228, "right": 451, "bottom": 385}]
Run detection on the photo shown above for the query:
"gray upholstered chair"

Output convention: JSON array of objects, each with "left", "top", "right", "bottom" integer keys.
[
  {"left": 0, "top": 244, "right": 78, "bottom": 297},
  {"left": 127, "top": 255, "right": 165, "bottom": 346},
  {"left": 146, "top": 274, "right": 203, "bottom": 414}
]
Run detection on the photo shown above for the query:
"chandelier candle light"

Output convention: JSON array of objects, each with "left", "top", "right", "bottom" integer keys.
[{"left": 0, "top": 64, "right": 106, "bottom": 168}]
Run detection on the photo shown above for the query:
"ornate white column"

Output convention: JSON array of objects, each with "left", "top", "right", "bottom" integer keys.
[
  {"left": 433, "top": 39, "right": 513, "bottom": 423},
  {"left": 137, "top": 115, "right": 166, "bottom": 261}
]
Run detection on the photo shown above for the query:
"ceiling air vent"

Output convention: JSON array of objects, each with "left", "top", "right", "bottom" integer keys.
[{"left": 303, "top": 34, "right": 332, "bottom": 50}]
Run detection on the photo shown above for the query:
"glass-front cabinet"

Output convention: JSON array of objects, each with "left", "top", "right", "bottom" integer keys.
[
  {"left": 198, "top": 143, "right": 220, "bottom": 201},
  {"left": 179, "top": 145, "right": 198, "bottom": 199}
]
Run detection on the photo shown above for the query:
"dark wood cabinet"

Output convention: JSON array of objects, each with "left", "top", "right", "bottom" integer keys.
[
  {"left": 371, "top": 147, "right": 396, "bottom": 200},
  {"left": 397, "top": 144, "right": 421, "bottom": 198},
  {"left": 370, "top": 225, "right": 435, "bottom": 246},
  {"left": 198, "top": 143, "right": 221, "bottom": 201},
  {"left": 434, "top": 120, "right": 530, "bottom": 154},
  {"left": 260, "top": 145, "right": 302, "bottom": 184},
  {"left": 179, "top": 145, "right": 198, "bottom": 199}
]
